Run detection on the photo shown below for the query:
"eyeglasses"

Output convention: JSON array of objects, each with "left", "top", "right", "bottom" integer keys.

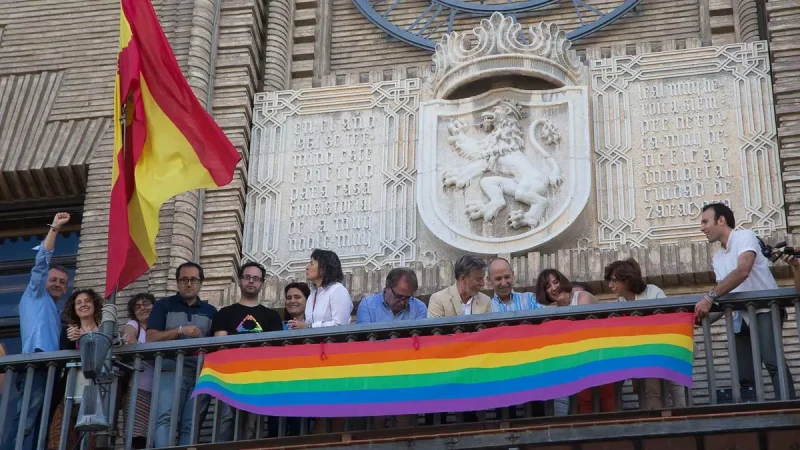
[
  {"left": 241, "top": 275, "right": 264, "bottom": 283},
  {"left": 178, "top": 277, "right": 202, "bottom": 285},
  {"left": 134, "top": 302, "right": 151, "bottom": 310},
  {"left": 389, "top": 287, "right": 411, "bottom": 302}
]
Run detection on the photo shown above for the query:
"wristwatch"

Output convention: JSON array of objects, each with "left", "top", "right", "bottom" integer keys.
[{"left": 705, "top": 290, "right": 718, "bottom": 304}]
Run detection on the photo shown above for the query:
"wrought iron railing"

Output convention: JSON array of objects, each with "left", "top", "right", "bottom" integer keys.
[{"left": 0, "top": 288, "right": 798, "bottom": 449}]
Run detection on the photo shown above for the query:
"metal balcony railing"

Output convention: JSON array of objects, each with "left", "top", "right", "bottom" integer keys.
[{"left": 0, "top": 288, "right": 798, "bottom": 449}]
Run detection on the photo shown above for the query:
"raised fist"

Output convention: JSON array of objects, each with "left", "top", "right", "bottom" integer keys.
[{"left": 52, "top": 212, "right": 71, "bottom": 229}]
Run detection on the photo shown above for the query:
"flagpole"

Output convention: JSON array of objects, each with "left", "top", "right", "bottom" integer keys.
[
  {"left": 110, "top": 95, "right": 127, "bottom": 306},
  {"left": 94, "top": 78, "right": 126, "bottom": 449}
]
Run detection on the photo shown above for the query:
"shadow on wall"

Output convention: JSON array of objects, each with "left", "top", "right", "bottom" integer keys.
[{"left": 445, "top": 75, "right": 561, "bottom": 100}]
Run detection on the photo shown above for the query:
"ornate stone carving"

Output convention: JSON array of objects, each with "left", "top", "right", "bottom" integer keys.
[
  {"left": 429, "top": 12, "right": 586, "bottom": 98},
  {"left": 441, "top": 99, "right": 564, "bottom": 229},
  {"left": 263, "top": 0, "right": 293, "bottom": 91},
  {"left": 418, "top": 87, "right": 591, "bottom": 254},
  {"left": 591, "top": 42, "right": 785, "bottom": 247},
  {"left": 243, "top": 79, "right": 420, "bottom": 276}
]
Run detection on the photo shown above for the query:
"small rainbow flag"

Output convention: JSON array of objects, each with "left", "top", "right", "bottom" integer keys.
[{"left": 193, "top": 313, "right": 694, "bottom": 417}]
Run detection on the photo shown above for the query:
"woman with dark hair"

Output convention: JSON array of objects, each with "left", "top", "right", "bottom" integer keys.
[
  {"left": 48, "top": 289, "right": 103, "bottom": 450},
  {"left": 289, "top": 249, "right": 353, "bottom": 329},
  {"left": 535, "top": 269, "right": 615, "bottom": 415},
  {"left": 277, "top": 282, "right": 311, "bottom": 436},
  {"left": 59, "top": 288, "right": 103, "bottom": 348},
  {"left": 120, "top": 293, "right": 156, "bottom": 448},
  {"left": 604, "top": 259, "right": 685, "bottom": 409},
  {"left": 292, "top": 250, "right": 352, "bottom": 434},
  {"left": 283, "top": 281, "right": 311, "bottom": 323},
  {"left": 604, "top": 259, "right": 665, "bottom": 302},
  {"left": 535, "top": 269, "right": 596, "bottom": 307}
]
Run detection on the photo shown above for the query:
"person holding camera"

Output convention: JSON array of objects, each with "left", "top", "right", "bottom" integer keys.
[{"left": 694, "top": 203, "right": 795, "bottom": 400}]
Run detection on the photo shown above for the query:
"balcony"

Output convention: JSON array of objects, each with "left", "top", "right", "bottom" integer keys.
[{"left": 1, "top": 289, "right": 799, "bottom": 449}]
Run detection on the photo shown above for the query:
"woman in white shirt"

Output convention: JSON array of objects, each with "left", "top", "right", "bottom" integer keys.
[
  {"left": 120, "top": 293, "right": 156, "bottom": 449},
  {"left": 605, "top": 259, "right": 686, "bottom": 409},
  {"left": 288, "top": 249, "right": 353, "bottom": 329},
  {"left": 288, "top": 249, "right": 353, "bottom": 433}
]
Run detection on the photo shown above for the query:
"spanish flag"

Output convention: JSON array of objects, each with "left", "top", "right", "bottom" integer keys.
[{"left": 106, "top": 0, "right": 241, "bottom": 297}]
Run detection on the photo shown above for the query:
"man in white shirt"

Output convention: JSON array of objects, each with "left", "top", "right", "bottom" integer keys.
[{"left": 694, "top": 203, "right": 795, "bottom": 400}]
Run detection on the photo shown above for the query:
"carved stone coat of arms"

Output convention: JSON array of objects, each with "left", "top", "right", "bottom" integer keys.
[{"left": 417, "top": 88, "right": 591, "bottom": 254}]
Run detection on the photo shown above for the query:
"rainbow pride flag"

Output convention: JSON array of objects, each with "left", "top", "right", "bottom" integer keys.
[{"left": 193, "top": 313, "right": 694, "bottom": 417}]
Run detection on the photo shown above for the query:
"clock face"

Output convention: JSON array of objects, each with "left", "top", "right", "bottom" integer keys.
[{"left": 353, "top": 0, "right": 642, "bottom": 51}]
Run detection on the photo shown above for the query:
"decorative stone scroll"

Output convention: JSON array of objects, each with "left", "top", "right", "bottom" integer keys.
[
  {"left": 417, "top": 13, "right": 591, "bottom": 254},
  {"left": 417, "top": 87, "right": 591, "bottom": 254},
  {"left": 243, "top": 80, "right": 420, "bottom": 276},
  {"left": 430, "top": 12, "right": 586, "bottom": 98},
  {"left": 591, "top": 42, "right": 785, "bottom": 247}
]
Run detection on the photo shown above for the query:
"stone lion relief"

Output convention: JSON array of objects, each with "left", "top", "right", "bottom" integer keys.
[
  {"left": 441, "top": 100, "right": 563, "bottom": 229},
  {"left": 417, "top": 87, "right": 591, "bottom": 254}
]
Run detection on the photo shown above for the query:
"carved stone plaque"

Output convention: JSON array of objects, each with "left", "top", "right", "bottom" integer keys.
[
  {"left": 417, "top": 87, "right": 592, "bottom": 254},
  {"left": 243, "top": 80, "right": 419, "bottom": 276},
  {"left": 592, "top": 42, "right": 785, "bottom": 247}
]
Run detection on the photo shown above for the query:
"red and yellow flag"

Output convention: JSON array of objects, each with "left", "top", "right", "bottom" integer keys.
[{"left": 106, "top": 0, "right": 241, "bottom": 297}]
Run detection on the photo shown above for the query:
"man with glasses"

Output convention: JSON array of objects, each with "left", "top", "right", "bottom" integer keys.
[
  {"left": 211, "top": 261, "right": 282, "bottom": 441},
  {"left": 147, "top": 261, "right": 217, "bottom": 447},
  {"left": 355, "top": 267, "right": 426, "bottom": 429},
  {"left": 356, "top": 267, "right": 427, "bottom": 324}
]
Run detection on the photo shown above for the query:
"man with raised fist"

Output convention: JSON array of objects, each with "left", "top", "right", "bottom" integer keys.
[{"left": 4, "top": 212, "right": 71, "bottom": 450}]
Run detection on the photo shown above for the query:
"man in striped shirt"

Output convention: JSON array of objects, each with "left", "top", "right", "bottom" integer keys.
[
  {"left": 488, "top": 258, "right": 541, "bottom": 313},
  {"left": 488, "top": 258, "right": 546, "bottom": 418}
]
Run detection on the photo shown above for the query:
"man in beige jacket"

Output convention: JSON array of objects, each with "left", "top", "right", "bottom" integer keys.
[{"left": 428, "top": 254, "right": 491, "bottom": 317}]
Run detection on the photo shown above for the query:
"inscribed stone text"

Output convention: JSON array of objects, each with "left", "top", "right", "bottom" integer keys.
[
  {"left": 635, "top": 77, "right": 733, "bottom": 223},
  {"left": 286, "top": 113, "right": 380, "bottom": 253}
]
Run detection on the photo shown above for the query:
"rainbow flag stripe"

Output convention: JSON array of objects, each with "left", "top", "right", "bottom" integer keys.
[{"left": 193, "top": 313, "right": 694, "bottom": 417}]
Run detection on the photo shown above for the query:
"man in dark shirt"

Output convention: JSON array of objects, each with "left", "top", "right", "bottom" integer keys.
[
  {"left": 211, "top": 261, "right": 282, "bottom": 441},
  {"left": 147, "top": 262, "right": 217, "bottom": 448},
  {"left": 212, "top": 262, "right": 282, "bottom": 336}
]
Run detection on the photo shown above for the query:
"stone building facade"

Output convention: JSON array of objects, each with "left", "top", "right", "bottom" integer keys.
[{"left": 1, "top": 0, "right": 800, "bottom": 399}]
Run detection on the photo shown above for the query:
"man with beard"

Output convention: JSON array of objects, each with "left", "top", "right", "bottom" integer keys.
[
  {"left": 147, "top": 261, "right": 217, "bottom": 447},
  {"left": 211, "top": 261, "right": 282, "bottom": 441},
  {"left": 694, "top": 202, "right": 795, "bottom": 400},
  {"left": 3, "top": 212, "right": 71, "bottom": 450}
]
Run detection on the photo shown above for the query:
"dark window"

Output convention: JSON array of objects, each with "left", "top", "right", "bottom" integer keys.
[
  {"left": 0, "top": 200, "right": 82, "bottom": 355},
  {"left": 0, "top": 335, "right": 21, "bottom": 355}
]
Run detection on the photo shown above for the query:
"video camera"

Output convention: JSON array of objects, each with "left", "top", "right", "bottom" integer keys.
[{"left": 757, "top": 238, "right": 800, "bottom": 262}]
